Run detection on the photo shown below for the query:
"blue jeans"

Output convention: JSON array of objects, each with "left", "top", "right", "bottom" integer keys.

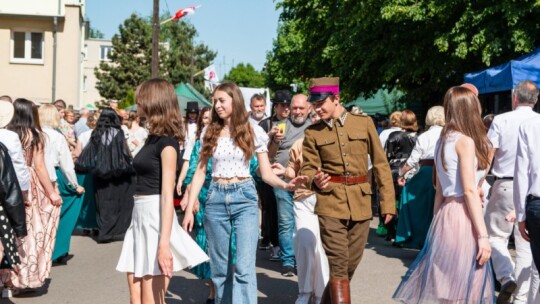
[
  {"left": 204, "top": 179, "right": 259, "bottom": 304},
  {"left": 274, "top": 187, "right": 295, "bottom": 267},
  {"left": 527, "top": 198, "right": 540, "bottom": 271}
]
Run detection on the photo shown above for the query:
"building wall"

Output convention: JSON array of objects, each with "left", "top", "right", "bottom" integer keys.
[
  {"left": 56, "top": 4, "right": 84, "bottom": 107},
  {"left": 0, "top": 0, "right": 65, "bottom": 17},
  {"left": 83, "top": 39, "right": 112, "bottom": 104},
  {"left": 0, "top": 1, "right": 84, "bottom": 108}
]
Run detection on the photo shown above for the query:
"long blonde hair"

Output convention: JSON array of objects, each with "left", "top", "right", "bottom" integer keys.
[
  {"left": 440, "top": 86, "right": 491, "bottom": 170},
  {"left": 201, "top": 82, "right": 255, "bottom": 160}
]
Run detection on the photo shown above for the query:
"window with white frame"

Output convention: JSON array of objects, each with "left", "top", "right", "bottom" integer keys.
[
  {"left": 100, "top": 45, "right": 112, "bottom": 61},
  {"left": 11, "top": 31, "right": 44, "bottom": 64}
]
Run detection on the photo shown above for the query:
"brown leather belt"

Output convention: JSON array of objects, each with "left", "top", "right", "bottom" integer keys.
[
  {"left": 419, "top": 159, "right": 435, "bottom": 166},
  {"left": 328, "top": 174, "right": 368, "bottom": 185}
]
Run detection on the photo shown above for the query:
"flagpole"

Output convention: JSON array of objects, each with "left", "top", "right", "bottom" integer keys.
[
  {"left": 160, "top": 17, "right": 174, "bottom": 25},
  {"left": 151, "top": 0, "right": 160, "bottom": 78}
]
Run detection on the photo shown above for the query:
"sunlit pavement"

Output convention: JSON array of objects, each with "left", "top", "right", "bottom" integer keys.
[{"left": 8, "top": 219, "right": 417, "bottom": 304}]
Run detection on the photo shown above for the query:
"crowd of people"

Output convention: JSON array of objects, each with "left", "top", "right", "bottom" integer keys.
[{"left": 0, "top": 77, "right": 539, "bottom": 304}]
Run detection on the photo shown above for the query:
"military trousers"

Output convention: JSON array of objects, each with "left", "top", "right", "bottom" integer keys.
[{"left": 318, "top": 215, "right": 370, "bottom": 280}]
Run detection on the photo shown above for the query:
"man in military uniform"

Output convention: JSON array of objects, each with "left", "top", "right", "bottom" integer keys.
[{"left": 300, "top": 77, "right": 395, "bottom": 304}]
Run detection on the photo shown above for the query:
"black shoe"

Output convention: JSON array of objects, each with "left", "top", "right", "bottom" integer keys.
[
  {"left": 281, "top": 265, "right": 295, "bottom": 277},
  {"left": 205, "top": 299, "right": 215, "bottom": 304},
  {"left": 497, "top": 280, "right": 517, "bottom": 304},
  {"left": 52, "top": 253, "right": 73, "bottom": 265}
]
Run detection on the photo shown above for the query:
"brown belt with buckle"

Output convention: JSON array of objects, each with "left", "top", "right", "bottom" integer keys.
[
  {"left": 328, "top": 175, "right": 368, "bottom": 185},
  {"left": 419, "top": 159, "right": 435, "bottom": 166}
]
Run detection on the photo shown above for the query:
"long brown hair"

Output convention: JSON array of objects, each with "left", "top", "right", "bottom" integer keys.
[
  {"left": 440, "top": 86, "right": 491, "bottom": 170},
  {"left": 201, "top": 82, "right": 255, "bottom": 160},
  {"left": 135, "top": 78, "right": 184, "bottom": 142},
  {"left": 195, "top": 107, "right": 211, "bottom": 140},
  {"left": 8, "top": 98, "right": 44, "bottom": 151}
]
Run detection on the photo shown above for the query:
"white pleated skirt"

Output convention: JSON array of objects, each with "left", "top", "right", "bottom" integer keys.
[{"left": 116, "top": 194, "right": 209, "bottom": 278}]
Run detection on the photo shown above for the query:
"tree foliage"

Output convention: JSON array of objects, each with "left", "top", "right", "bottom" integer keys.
[
  {"left": 266, "top": 0, "right": 540, "bottom": 104},
  {"left": 95, "top": 13, "right": 216, "bottom": 101},
  {"left": 224, "top": 63, "right": 265, "bottom": 87},
  {"left": 87, "top": 19, "right": 105, "bottom": 39},
  {"left": 89, "top": 27, "right": 104, "bottom": 39}
]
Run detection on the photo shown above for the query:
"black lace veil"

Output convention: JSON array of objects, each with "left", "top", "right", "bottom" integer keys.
[{"left": 75, "top": 108, "right": 134, "bottom": 179}]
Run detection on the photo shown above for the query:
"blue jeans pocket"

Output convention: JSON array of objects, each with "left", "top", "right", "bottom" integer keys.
[{"left": 239, "top": 186, "right": 258, "bottom": 203}]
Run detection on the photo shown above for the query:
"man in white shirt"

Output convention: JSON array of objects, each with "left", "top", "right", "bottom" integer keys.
[
  {"left": 514, "top": 110, "right": 540, "bottom": 304},
  {"left": 487, "top": 80, "right": 539, "bottom": 304},
  {"left": 0, "top": 100, "right": 30, "bottom": 196},
  {"left": 248, "top": 93, "right": 268, "bottom": 125}
]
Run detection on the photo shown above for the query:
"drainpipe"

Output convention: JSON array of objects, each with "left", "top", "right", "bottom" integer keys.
[
  {"left": 52, "top": 16, "right": 57, "bottom": 102},
  {"left": 52, "top": 0, "right": 61, "bottom": 102}
]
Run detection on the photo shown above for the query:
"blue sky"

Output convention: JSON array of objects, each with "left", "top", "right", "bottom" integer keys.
[{"left": 85, "top": 0, "right": 281, "bottom": 78}]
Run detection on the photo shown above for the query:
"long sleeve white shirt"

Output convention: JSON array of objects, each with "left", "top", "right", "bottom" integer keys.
[
  {"left": 43, "top": 127, "right": 79, "bottom": 187},
  {"left": 513, "top": 117, "right": 540, "bottom": 222},
  {"left": 182, "top": 123, "right": 198, "bottom": 161},
  {"left": 0, "top": 129, "right": 30, "bottom": 191},
  {"left": 406, "top": 125, "right": 443, "bottom": 167}
]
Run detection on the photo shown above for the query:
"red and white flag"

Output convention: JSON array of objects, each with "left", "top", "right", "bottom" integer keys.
[
  {"left": 204, "top": 65, "right": 219, "bottom": 91},
  {"left": 161, "top": 5, "right": 201, "bottom": 24}
]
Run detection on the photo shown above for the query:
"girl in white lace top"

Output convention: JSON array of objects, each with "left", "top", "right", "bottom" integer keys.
[{"left": 182, "top": 82, "right": 306, "bottom": 303}]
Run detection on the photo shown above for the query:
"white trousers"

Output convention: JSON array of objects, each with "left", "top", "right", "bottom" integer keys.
[
  {"left": 293, "top": 194, "right": 329, "bottom": 304},
  {"left": 486, "top": 180, "right": 533, "bottom": 303}
]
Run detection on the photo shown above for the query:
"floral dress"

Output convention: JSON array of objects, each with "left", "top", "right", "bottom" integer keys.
[{"left": 0, "top": 144, "right": 61, "bottom": 288}]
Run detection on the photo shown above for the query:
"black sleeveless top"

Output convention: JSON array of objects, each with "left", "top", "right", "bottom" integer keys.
[{"left": 133, "top": 135, "right": 179, "bottom": 195}]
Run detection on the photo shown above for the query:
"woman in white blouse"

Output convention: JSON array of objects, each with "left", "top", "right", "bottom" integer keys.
[
  {"left": 394, "top": 106, "right": 444, "bottom": 249},
  {"left": 126, "top": 111, "right": 148, "bottom": 157},
  {"left": 182, "top": 82, "right": 306, "bottom": 304},
  {"left": 38, "top": 104, "right": 84, "bottom": 264}
]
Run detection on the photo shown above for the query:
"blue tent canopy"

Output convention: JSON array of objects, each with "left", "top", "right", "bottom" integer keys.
[{"left": 464, "top": 48, "right": 540, "bottom": 94}]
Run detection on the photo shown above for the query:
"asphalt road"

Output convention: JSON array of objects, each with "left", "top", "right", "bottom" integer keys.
[{"left": 4, "top": 219, "right": 417, "bottom": 304}]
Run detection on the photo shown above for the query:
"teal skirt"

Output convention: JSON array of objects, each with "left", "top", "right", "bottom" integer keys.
[
  {"left": 52, "top": 168, "right": 83, "bottom": 260},
  {"left": 395, "top": 165, "right": 435, "bottom": 249},
  {"left": 76, "top": 173, "right": 98, "bottom": 229}
]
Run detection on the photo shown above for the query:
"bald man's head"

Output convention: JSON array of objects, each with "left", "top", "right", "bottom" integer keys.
[{"left": 290, "top": 94, "right": 311, "bottom": 124}]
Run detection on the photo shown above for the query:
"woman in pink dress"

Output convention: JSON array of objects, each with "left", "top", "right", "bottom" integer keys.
[
  {"left": 393, "top": 86, "right": 495, "bottom": 303},
  {"left": 1, "top": 99, "right": 62, "bottom": 297}
]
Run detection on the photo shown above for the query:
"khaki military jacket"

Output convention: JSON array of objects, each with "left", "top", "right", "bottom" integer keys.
[{"left": 300, "top": 110, "right": 396, "bottom": 220}]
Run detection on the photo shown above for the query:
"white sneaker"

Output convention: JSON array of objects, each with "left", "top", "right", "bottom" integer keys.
[{"left": 2, "top": 288, "right": 12, "bottom": 298}]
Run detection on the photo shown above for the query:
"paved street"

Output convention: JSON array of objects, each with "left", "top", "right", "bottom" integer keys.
[{"left": 6, "top": 219, "right": 418, "bottom": 304}]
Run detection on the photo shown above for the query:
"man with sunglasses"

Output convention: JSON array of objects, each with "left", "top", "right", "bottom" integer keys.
[{"left": 300, "top": 77, "right": 395, "bottom": 303}]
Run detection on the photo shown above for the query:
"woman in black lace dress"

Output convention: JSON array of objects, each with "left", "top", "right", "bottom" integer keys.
[{"left": 76, "top": 108, "right": 135, "bottom": 243}]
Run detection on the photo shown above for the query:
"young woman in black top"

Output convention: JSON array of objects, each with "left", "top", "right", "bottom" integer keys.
[{"left": 116, "top": 78, "right": 207, "bottom": 303}]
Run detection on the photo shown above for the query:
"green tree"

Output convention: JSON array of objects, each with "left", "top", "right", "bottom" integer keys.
[
  {"left": 160, "top": 19, "right": 217, "bottom": 94},
  {"left": 268, "top": 0, "right": 540, "bottom": 105},
  {"left": 87, "top": 19, "right": 105, "bottom": 39},
  {"left": 89, "top": 27, "right": 104, "bottom": 39},
  {"left": 95, "top": 14, "right": 216, "bottom": 100},
  {"left": 224, "top": 63, "right": 265, "bottom": 87},
  {"left": 95, "top": 14, "right": 153, "bottom": 100}
]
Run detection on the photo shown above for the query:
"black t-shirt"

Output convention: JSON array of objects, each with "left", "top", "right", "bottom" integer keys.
[{"left": 133, "top": 135, "right": 179, "bottom": 195}]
